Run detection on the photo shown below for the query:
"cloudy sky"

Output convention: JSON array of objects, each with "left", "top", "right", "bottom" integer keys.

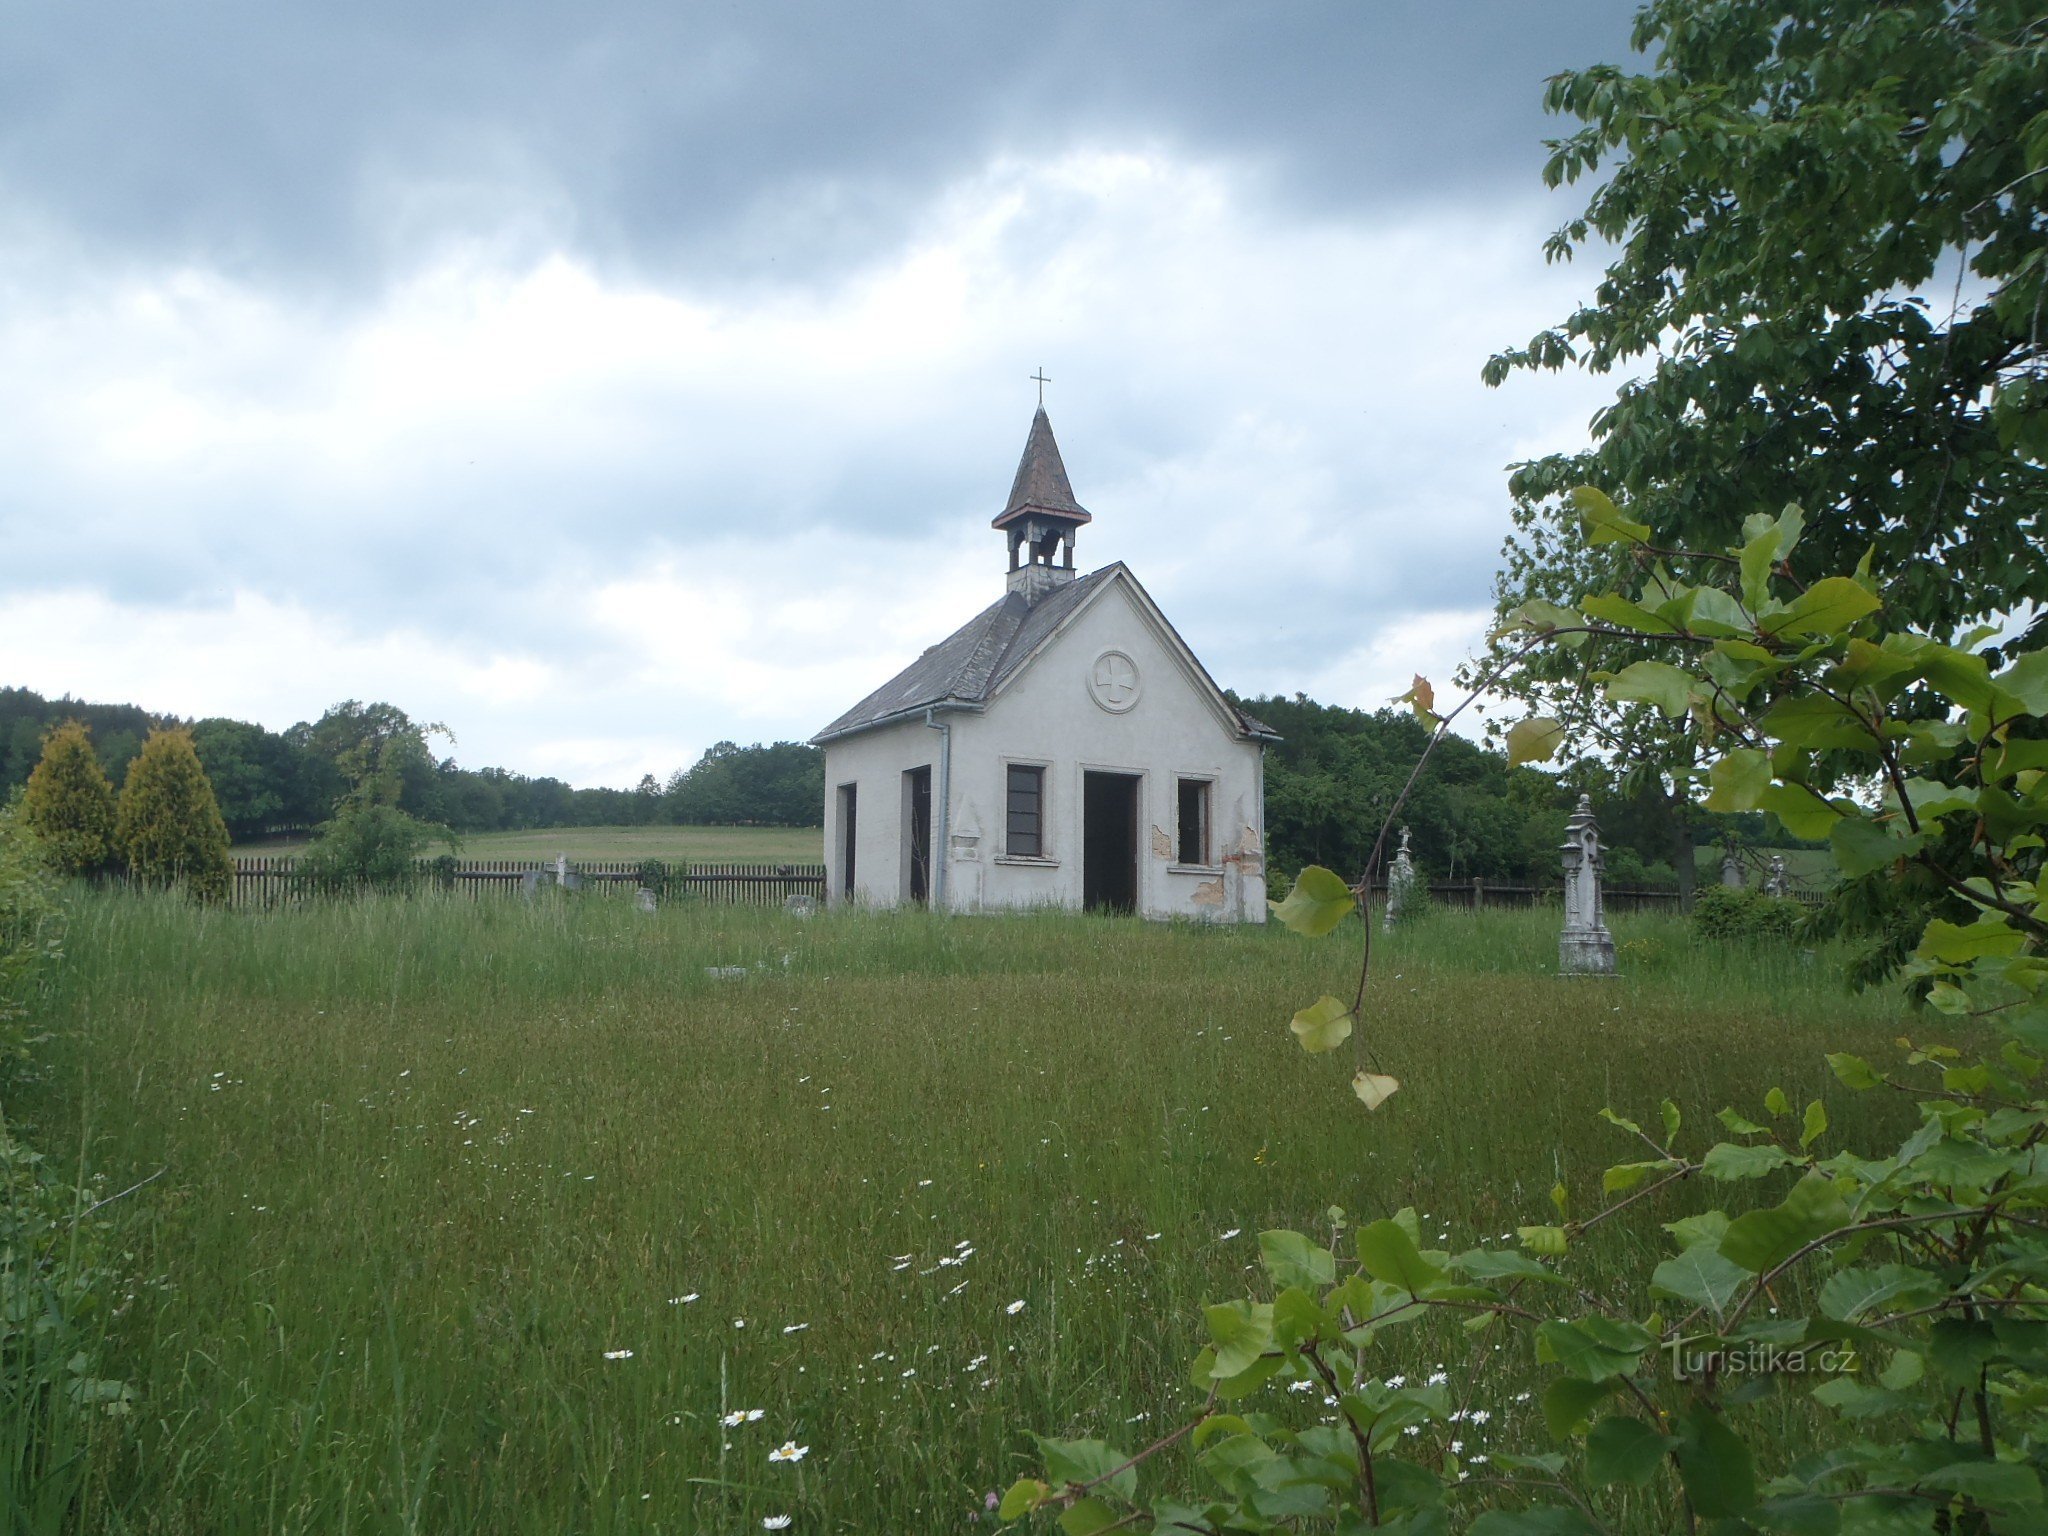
[{"left": 1, "top": 0, "right": 1645, "bottom": 787}]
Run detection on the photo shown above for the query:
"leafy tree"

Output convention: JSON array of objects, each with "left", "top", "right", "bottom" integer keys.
[
  {"left": 189, "top": 717, "right": 309, "bottom": 840},
  {"left": 19, "top": 721, "right": 118, "bottom": 878},
  {"left": 1485, "top": 0, "right": 2048, "bottom": 642},
  {"left": 115, "top": 729, "right": 233, "bottom": 902},
  {"left": 664, "top": 741, "right": 824, "bottom": 827},
  {"left": 296, "top": 801, "right": 450, "bottom": 895}
]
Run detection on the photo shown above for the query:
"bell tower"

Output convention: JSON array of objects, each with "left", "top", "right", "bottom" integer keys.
[{"left": 993, "top": 406, "right": 1092, "bottom": 602}]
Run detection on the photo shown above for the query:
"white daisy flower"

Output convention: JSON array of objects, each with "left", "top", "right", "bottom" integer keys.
[
  {"left": 763, "top": 1519, "right": 792, "bottom": 1532},
  {"left": 1006, "top": 1299, "right": 1026, "bottom": 1315},
  {"left": 603, "top": 1349, "right": 634, "bottom": 1360},
  {"left": 768, "top": 1441, "right": 809, "bottom": 1463},
  {"left": 669, "top": 1294, "right": 699, "bottom": 1305},
  {"left": 1219, "top": 1228, "right": 1242, "bottom": 1240}
]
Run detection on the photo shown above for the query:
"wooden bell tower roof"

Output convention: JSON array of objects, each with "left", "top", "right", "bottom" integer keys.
[{"left": 991, "top": 407, "right": 1093, "bottom": 531}]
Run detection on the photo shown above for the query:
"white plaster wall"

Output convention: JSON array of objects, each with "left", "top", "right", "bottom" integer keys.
[
  {"left": 821, "top": 573, "right": 1267, "bottom": 922},
  {"left": 820, "top": 717, "right": 938, "bottom": 908}
]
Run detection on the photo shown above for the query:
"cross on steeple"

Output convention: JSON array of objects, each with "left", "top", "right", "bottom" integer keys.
[{"left": 1030, "top": 368, "right": 1051, "bottom": 407}]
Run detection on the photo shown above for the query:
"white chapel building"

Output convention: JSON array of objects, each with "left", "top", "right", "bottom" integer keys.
[{"left": 812, "top": 407, "right": 1277, "bottom": 921}]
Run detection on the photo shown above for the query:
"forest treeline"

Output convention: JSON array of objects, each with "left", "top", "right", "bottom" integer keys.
[
  {"left": 0, "top": 689, "right": 822, "bottom": 840},
  {"left": 3, "top": 684, "right": 1796, "bottom": 884},
  {"left": 1235, "top": 692, "right": 1796, "bottom": 891}
]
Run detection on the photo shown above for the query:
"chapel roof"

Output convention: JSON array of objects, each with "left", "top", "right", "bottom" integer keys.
[
  {"left": 991, "top": 407, "right": 1093, "bottom": 531},
  {"left": 810, "top": 564, "right": 1278, "bottom": 744}
]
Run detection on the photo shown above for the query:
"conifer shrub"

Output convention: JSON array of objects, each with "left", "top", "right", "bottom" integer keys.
[
  {"left": 115, "top": 728, "right": 234, "bottom": 902},
  {"left": 20, "top": 720, "right": 118, "bottom": 878}
]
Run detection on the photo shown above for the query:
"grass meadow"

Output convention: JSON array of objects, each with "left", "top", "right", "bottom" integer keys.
[
  {"left": 15, "top": 895, "right": 1921, "bottom": 1533},
  {"left": 236, "top": 825, "right": 826, "bottom": 863}
]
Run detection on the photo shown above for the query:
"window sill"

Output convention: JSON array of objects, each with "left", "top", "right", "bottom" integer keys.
[
  {"left": 993, "top": 855, "right": 1061, "bottom": 868},
  {"left": 1167, "top": 863, "right": 1222, "bottom": 876}
]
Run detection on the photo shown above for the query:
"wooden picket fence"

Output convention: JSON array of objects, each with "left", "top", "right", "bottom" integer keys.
[{"left": 232, "top": 856, "right": 826, "bottom": 909}]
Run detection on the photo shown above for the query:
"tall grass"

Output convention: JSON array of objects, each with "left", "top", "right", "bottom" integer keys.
[{"left": 15, "top": 894, "right": 1916, "bottom": 1531}]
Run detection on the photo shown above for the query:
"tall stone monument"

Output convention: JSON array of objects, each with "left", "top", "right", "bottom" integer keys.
[
  {"left": 1721, "top": 849, "right": 1745, "bottom": 888},
  {"left": 1559, "top": 795, "right": 1616, "bottom": 975},
  {"left": 1383, "top": 827, "right": 1416, "bottom": 933},
  {"left": 1764, "top": 854, "right": 1790, "bottom": 899}
]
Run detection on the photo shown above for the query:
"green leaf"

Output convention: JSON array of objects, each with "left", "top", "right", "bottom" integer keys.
[
  {"left": 1992, "top": 649, "right": 2048, "bottom": 715},
  {"left": 1572, "top": 485, "right": 1649, "bottom": 546},
  {"left": 1581, "top": 593, "right": 1677, "bottom": 635},
  {"left": 1917, "top": 917, "right": 2027, "bottom": 964},
  {"left": 1817, "top": 1265, "right": 1939, "bottom": 1323},
  {"left": 1058, "top": 1498, "right": 1120, "bottom": 1536},
  {"left": 1259, "top": 1230, "right": 1337, "bottom": 1291},
  {"left": 1765, "top": 577, "right": 1880, "bottom": 639},
  {"left": 1758, "top": 782, "right": 1845, "bottom": 840},
  {"left": 1764, "top": 1087, "right": 1790, "bottom": 1117},
  {"left": 1519, "top": 1225, "right": 1569, "bottom": 1257},
  {"left": 1352, "top": 1070, "right": 1401, "bottom": 1110},
  {"left": 998, "top": 1479, "right": 1050, "bottom": 1519},
  {"left": 1452, "top": 1248, "right": 1566, "bottom": 1286},
  {"left": 1800, "top": 1100, "right": 1827, "bottom": 1149},
  {"left": 1916, "top": 1459, "right": 2043, "bottom": 1507},
  {"left": 1830, "top": 816, "right": 1923, "bottom": 880},
  {"left": 1585, "top": 1415, "right": 1675, "bottom": 1487},
  {"left": 1719, "top": 1173, "right": 1850, "bottom": 1273},
  {"left": 1603, "top": 1159, "right": 1674, "bottom": 1193},
  {"left": 1270, "top": 865, "right": 1355, "bottom": 937},
  {"left": 1674, "top": 1404, "right": 1756, "bottom": 1517},
  {"left": 1703, "top": 749, "right": 1772, "bottom": 812},
  {"left": 1507, "top": 717, "right": 1565, "bottom": 767},
  {"left": 1035, "top": 1437, "right": 1138, "bottom": 1501},
  {"left": 1700, "top": 1142, "right": 1798, "bottom": 1181},
  {"left": 1536, "top": 1317, "right": 1653, "bottom": 1382},
  {"left": 1356, "top": 1218, "right": 1444, "bottom": 1294},
  {"left": 1826, "top": 1053, "right": 1881, "bottom": 1091},
  {"left": 1718, "top": 1107, "right": 1769, "bottom": 1137},
  {"left": 1604, "top": 660, "right": 1695, "bottom": 718},
  {"left": 1289, "top": 995, "right": 1353, "bottom": 1053},
  {"left": 1660, "top": 1099, "right": 1681, "bottom": 1140},
  {"left": 1202, "top": 1303, "right": 1275, "bottom": 1379},
  {"left": 1650, "top": 1243, "right": 1750, "bottom": 1316},
  {"left": 1542, "top": 1375, "right": 1613, "bottom": 1440},
  {"left": 1753, "top": 1492, "right": 1842, "bottom": 1535}
]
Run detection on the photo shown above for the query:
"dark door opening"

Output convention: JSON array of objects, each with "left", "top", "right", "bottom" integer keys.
[
  {"left": 904, "top": 766, "right": 932, "bottom": 904},
  {"left": 838, "top": 783, "right": 858, "bottom": 897},
  {"left": 1082, "top": 771, "right": 1140, "bottom": 913}
]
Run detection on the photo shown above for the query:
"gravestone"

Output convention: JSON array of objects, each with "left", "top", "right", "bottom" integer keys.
[
  {"left": 784, "top": 894, "right": 817, "bottom": 918},
  {"left": 1764, "top": 855, "right": 1790, "bottom": 899},
  {"left": 635, "top": 886, "right": 658, "bottom": 914},
  {"left": 1383, "top": 827, "right": 1416, "bottom": 933},
  {"left": 1721, "top": 850, "right": 1744, "bottom": 888},
  {"left": 1558, "top": 795, "right": 1616, "bottom": 975}
]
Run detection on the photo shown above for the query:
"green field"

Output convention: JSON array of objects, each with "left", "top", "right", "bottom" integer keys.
[
  {"left": 19, "top": 898, "right": 1917, "bottom": 1532},
  {"left": 238, "top": 823, "right": 825, "bottom": 863}
]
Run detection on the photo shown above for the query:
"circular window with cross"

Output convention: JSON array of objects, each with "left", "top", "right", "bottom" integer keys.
[{"left": 1088, "top": 649, "right": 1141, "bottom": 713}]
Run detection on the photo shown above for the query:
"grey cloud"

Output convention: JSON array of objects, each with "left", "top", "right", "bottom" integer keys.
[{"left": 1, "top": 1, "right": 1644, "bottom": 294}]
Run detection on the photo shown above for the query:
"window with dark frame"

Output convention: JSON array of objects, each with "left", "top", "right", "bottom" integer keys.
[
  {"left": 1005, "top": 764, "right": 1045, "bottom": 858},
  {"left": 1177, "top": 777, "right": 1210, "bottom": 866}
]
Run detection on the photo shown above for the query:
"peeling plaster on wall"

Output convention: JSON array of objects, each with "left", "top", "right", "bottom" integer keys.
[
  {"left": 1191, "top": 878, "right": 1225, "bottom": 906},
  {"left": 1151, "top": 824, "right": 1173, "bottom": 858}
]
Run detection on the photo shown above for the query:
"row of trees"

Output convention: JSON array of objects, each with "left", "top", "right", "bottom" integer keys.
[
  {"left": 1246, "top": 691, "right": 1796, "bottom": 890},
  {"left": 0, "top": 691, "right": 825, "bottom": 841}
]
